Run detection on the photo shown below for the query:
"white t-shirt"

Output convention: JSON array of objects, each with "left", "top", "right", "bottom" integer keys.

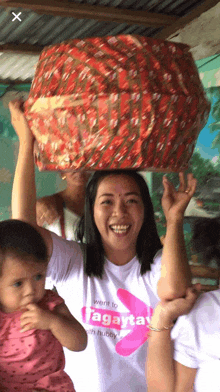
[
  {"left": 46, "top": 233, "right": 162, "bottom": 392},
  {"left": 171, "top": 289, "right": 220, "bottom": 392},
  {"left": 44, "top": 208, "right": 80, "bottom": 241}
]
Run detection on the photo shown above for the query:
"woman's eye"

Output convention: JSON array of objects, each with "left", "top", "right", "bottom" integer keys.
[
  {"left": 101, "top": 200, "right": 112, "bottom": 205},
  {"left": 127, "top": 199, "right": 138, "bottom": 204},
  {"left": 35, "top": 274, "right": 43, "bottom": 281},
  {"left": 13, "top": 281, "right": 22, "bottom": 288}
]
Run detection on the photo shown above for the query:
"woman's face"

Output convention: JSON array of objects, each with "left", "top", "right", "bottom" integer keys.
[
  {"left": 93, "top": 175, "right": 145, "bottom": 263},
  {"left": 61, "top": 171, "right": 91, "bottom": 187}
]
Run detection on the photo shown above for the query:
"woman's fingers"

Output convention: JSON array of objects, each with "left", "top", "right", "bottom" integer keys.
[
  {"left": 177, "top": 172, "right": 186, "bottom": 193},
  {"left": 177, "top": 172, "right": 197, "bottom": 195},
  {"left": 161, "top": 285, "right": 201, "bottom": 320},
  {"left": 186, "top": 173, "right": 197, "bottom": 196},
  {"left": 164, "top": 172, "right": 197, "bottom": 199},
  {"left": 162, "top": 175, "right": 175, "bottom": 195},
  {"left": 181, "top": 286, "right": 200, "bottom": 315},
  {"left": 8, "top": 99, "right": 34, "bottom": 142}
]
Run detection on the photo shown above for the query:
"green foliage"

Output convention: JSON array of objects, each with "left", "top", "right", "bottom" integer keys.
[
  {"left": 187, "top": 151, "right": 220, "bottom": 187},
  {"left": 204, "top": 201, "right": 220, "bottom": 211},
  {"left": 152, "top": 149, "right": 220, "bottom": 246},
  {"left": 206, "top": 87, "right": 220, "bottom": 148},
  {"left": 152, "top": 150, "right": 220, "bottom": 195}
]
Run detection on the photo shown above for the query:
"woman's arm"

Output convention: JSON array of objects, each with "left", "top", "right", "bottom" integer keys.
[
  {"left": 157, "top": 173, "right": 197, "bottom": 300},
  {"left": 146, "top": 315, "right": 175, "bottom": 392},
  {"left": 146, "top": 285, "right": 199, "bottom": 392},
  {"left": 20, "top": 302, "right": 87, "bottom": 351},
  {"left": 174, "top": 361, "right": 197, "bottom": 392},
  {"left": 146, "top": 329, "right": 197, "bottom": 392},
  {"left": 11, "top": 101, "right": 36, "bottom": 225},
  {"left": 10, "top": 100, "right": 52, "bottom": 254}
]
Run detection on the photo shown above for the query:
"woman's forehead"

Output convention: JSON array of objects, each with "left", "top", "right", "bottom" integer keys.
[{"left": 96, "top": 175, "right": 141, "bottom": 195}]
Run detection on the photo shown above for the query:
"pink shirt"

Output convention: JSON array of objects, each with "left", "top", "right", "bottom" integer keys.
[{"left": 0, "top": 290, "right": 75, "bottom": 392}]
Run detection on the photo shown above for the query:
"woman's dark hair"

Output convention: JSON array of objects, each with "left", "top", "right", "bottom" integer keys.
[
  {"left": 0, "top": 219, "right": 48, "bottom": 275},
  {"left": 191, "top": 217, "right": 220, "bottom": 269},
  {"left": 76, "top": 170, "right": 162, "bottom": 278}
]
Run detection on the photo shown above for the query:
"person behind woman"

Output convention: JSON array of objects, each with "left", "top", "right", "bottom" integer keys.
[
  {"left": 36, "top": 171, "right": 90, "bottom": 290},
  {"left": 36, "top": 170, "right": 90, "bottom": 241},
  {"left": 10, "top": 99, "right": 196, "bottom": 392},
  {"left": 146, "top": 217, "right": 220, "bottom": 392},
  {"left": 0, "top": 219, "right": 87, "bottom": 392}
]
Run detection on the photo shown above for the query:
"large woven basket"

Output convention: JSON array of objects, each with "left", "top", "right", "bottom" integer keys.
[{"left": 24, "top": 35, "right": 210, "bottom": 172}]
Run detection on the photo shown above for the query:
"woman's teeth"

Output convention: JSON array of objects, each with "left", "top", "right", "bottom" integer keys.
[{"left": 110, "top": 225, "right": 130, "bottom": 234}]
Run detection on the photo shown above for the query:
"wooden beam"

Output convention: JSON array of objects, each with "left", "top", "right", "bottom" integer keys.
[
  {"left": 155, "top": 0, "right": 220, "bottom": 40},
  {"left": 0, "top": 43, "right": 43, "bottom": 55},
  {"left": 0, "top": 0, "right": 178, "bottom": 28},
  {"left": 0, "top": 78, "right": 32, "bottom": 84},
  {"left": 190, "top": 264, "right": 220, "bottom": 280}
]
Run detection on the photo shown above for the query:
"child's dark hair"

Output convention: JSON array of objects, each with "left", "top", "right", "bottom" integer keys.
[
  {"left": 0, "top": 219, "right": 48, "bottom": 275},
  {"left": 191, "top": 217, "right": 220, "bottom": 268},
  {"left": 76, "top": 170, "right": 162, "bottom": 278}
]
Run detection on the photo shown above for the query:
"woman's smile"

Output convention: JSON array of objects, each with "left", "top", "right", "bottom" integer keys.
[{"left": 109, "top": 224, "right": 131, "bottom": 234}]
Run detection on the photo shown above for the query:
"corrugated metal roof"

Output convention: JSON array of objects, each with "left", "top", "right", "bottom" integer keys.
[{"left": 0, "top": 0, "right": 211, "bottom": 84}]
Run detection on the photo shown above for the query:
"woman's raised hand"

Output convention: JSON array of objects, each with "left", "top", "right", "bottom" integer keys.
[
  {"left": 161, "top": 172, "right": 197, "bottom": 222},
  {"left": 8, "top": 99, "right": 34, "bottom": 143}
]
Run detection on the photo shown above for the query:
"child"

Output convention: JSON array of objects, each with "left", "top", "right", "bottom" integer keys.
[{"left": 0, "top": 219, "right": 87, "bottom": 392}]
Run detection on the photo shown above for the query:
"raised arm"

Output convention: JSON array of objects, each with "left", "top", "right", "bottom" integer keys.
[
  {"left": 157, "top": 173, "right": 197, "bottom": 301},
  {"left": 10, "top": 99, "right": 52, "bottom": 253}
]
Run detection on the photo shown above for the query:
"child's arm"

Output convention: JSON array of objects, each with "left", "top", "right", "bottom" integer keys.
[
  {"left": 20, "top": 302, "right": 87, "bottom": 352},
  {"left": 157, "top": 173, "right": 197, "bottom": 301},
  {"left": 51, "top": 302, "right": 88, "bottom": 351}
]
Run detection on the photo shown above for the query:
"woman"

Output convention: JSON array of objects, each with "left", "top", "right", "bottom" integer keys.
[
  {"left": 36, "top": 170, "right": 90, "bottom": 240},
  {"left": 146, "top": 218, "right": 220, "bottom": 392},
  {"left": 10, "top": 99, "right": 196, "bottom": 392}
]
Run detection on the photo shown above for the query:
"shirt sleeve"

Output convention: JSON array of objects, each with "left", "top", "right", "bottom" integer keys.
[
  {"left": 147, "top": 249, "right": 162, "bottom": 299},
  {"left": 171, "top": 313, "right": 200, "bottom": 369},
  {"left": 46, "top": 232, "right": 83, "bottom": 285}
]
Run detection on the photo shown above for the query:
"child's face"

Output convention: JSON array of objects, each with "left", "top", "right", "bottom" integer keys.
[{"left": 0, "top": 255, "right": 47, "bottom": 313}]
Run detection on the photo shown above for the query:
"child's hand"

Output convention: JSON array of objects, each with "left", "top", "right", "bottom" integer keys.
[
  {"left": 20, "top": 303, "right": 54, "bottom": 333},
  {"left": 162, "top": 172, "right": 197, "bottom": 222},
  {"left": 8, "top": 99, "right": 34, "bottom": 143},
  {"left": 150, "top": 284, "right": 201, "bottom": 329}
]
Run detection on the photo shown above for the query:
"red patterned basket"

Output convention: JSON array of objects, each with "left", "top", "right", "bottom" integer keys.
[{"left": 24, "top": 35, "right": 210, "bottom": 172}]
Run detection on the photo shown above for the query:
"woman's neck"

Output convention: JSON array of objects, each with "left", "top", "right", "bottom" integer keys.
[
  {"left": 59, "top": 187, "right": 86, "bottom": 217},
  {"left": 106, "top": 249, "right": 136, "bottom": 266}
]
